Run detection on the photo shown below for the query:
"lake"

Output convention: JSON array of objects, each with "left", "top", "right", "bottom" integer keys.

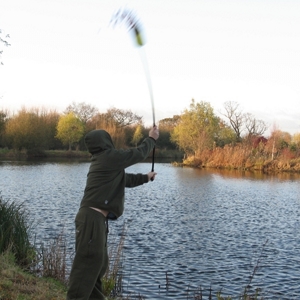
[{"left": 0, "top": 159, "right": 299, "bottom": 299}]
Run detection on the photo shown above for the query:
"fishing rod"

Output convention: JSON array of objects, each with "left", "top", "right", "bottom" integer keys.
[
  {"left": 138, "top": 47, "right": 156, "bottom": 176},
  {"left": 110, "top": 8, "right": 156, "bottom": 176}
]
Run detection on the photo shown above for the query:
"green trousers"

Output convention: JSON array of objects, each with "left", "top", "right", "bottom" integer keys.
[{"left": 67, "top": 207, "right": 108, "bottom": 300}]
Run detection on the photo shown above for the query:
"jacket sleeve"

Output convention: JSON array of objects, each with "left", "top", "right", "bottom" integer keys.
[
  {"left": 125, "top": 173, "right": 149, "bottom": 188},
  {"left": 116, "top": 137, "right": 156, "bottom": 169}
]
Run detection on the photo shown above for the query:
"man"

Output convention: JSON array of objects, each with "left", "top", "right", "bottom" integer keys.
[{"left": 67, "top": 126, "right": 159, "bottom": 300}]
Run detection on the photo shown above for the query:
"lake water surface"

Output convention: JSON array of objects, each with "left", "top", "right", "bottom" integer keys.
[{"left": 0, "top": 160, "right": 299, "bottom": 299}]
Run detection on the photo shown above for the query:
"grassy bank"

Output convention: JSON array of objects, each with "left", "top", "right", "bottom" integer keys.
[
  {"left": 0, "top": 194, "right": 67, "bottom": 299},
  {"left": 0, "top": 148, "right": 90, "bottom": 159},
  {"left": 0, "top": 193, "right": 123, "bottom": 299},
  {"left": 0, "top": 148, "right": 183, "bottom": 160},
  {"left": 0, "top": 252, "right": 67, "bottom": 300}
]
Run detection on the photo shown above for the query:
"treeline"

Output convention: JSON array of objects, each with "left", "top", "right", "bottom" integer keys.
[
  {"left": 170, "top": 99, "right": 300, "bottom": 172},
  {"left": 1, "top": 99, "right": 300, "bottom": 172},
  {"left": 0, "top": 102, "right": 178, "bottom": 156}
]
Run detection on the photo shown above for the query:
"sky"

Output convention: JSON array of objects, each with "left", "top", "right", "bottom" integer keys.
[{"left": 0, "top": 0, "right": 300, "bottom": 136}]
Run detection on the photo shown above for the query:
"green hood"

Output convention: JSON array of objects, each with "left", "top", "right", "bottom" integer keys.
[{"left": 84, "top": 130, "right": 115, "bottom": 154}]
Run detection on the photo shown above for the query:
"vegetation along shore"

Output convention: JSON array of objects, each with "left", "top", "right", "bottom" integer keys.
[{"left": 1, "top": 100, "right": 300, "bottom": 173}]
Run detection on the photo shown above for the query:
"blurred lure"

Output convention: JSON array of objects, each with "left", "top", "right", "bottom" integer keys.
[
  {"left": 110, "top": 8, "right": 145, "bottom": 47},
  {"left": 110, "top": 7, "right": 155, "bottom": 126}
]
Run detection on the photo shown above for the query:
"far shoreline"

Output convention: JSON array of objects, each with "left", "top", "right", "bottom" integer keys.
[{"left": 1, "top": 149, "right": 300, "bottom": 174}]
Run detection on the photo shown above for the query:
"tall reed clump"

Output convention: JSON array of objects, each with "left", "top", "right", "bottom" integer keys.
[
  {"left": 204, "top": 145, "right": 253, "bottom": 169},
  {"left": 0, "top": 193, "right": 34, "bottom": 266},
  {"left": 33, "top": 232, "right": 67, "bottom": 284},
  {"left": 32, "top": 224, "right": 126, "bottom": 296},
  {"left": 103, "top": 225, "right": 126, "bottom": 298}
]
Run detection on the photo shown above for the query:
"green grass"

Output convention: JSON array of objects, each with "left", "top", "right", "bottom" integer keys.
[
  {"left": 44, "top": 150, "right": 90, "bottom": 158},
  {"left": 0, "top": 251, "right": 67, "bottom": 300},
  {"left": 0, "top": 147, "right": 10, "bottom": 155}
]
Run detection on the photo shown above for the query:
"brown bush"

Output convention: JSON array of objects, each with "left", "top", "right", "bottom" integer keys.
[{"left": 181, "top": 141, "right": 300, "bottom": 173}]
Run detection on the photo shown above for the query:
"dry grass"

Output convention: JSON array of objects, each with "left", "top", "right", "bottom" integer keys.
[
  {"left": 104, "top": 225, "right": 126, "bottom": 298},
  {"left": 32, "top": 232, "right": 68, "bottom": 284},
  {"left": 181, "top": 143, "right": 300, "bottom": 173}
]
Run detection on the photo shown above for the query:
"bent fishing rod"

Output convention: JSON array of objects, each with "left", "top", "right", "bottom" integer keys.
[{"left": 111, "top": 8, "right": 156, "bottom": 177}]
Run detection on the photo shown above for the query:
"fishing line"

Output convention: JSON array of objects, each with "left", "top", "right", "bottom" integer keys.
[
  {"left": 138, "top": 47, "right": 155, "bottom": 127},
  {"left": 138, "top": 47, "right": 156, "bottom": 175}
]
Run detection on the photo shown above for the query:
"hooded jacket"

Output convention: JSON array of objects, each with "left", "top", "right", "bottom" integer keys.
[{"left": 80, "top": 129, "right": 156, "bottom": 219}]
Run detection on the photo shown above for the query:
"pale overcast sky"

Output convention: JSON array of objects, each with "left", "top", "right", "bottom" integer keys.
[{"left": 0, "top": 0, "right": 300, "bottom": 135}]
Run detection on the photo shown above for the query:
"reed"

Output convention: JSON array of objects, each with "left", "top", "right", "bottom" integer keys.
[
  {"left": 31, "top": 224, "right": 127, "bottom": 297},
  {"left": 182, "top": 142, "right": 300, "bottom": 173},
  {"left": 0, "top": 194, "right": 34, "bottom": 266},
  {"left": 103, "top": 224, "right": 126, "bottom": 297},
  {"left": 33, "top": 231, "right": 68, "bottom": 284}
]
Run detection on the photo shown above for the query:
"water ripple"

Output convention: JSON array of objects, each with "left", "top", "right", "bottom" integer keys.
[{"left": 1, "top": 161, "right": 300, "bottom": 299}]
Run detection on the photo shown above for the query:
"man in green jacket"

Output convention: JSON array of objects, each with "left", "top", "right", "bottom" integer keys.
[{"left": 66, "top": 126, "right": 159, "bottom": 300}]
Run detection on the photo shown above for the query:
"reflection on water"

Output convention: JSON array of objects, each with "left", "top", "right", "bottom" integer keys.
[
  {"left": 210, "top": 167, "right": 300, "bottom": 182},
  {"left": 0, "top": 160, "right": 300, "bottom": 299}
]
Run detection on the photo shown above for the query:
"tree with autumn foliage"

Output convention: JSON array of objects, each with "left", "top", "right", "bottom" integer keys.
[
  {"left": 0, "top": 110, "right": 8, "bottom": 147},
  {"left": 89, "top": 107, "right": 143, "bottom": 148},
  {"left": 5, "top": 107, "right": 60, "bottom": 151},
  {"left": 171, "top": 99, "right": 223, "bottom": 156},
  {"left": 292, "top": 133, "right": 300, "bottom": 148},
  {"left": 158, "top": 116, "right": 180, "bottom": 150},
  {"left": 131, "top": 124, "right": 143, "bottom": 147},
  {"left": 56, "top": 112, "right": 85, "bottom": 151}
]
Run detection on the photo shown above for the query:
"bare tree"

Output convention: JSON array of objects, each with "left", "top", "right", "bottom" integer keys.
[
  {"left": 64, "top": 102, "right": 98, "bottom": 124},
  {"left": 244, "top": 113, "right": 267, "bottom": 137},
  {"left": 104, "top": 107, "right": 142, "bottom": 128},
  {"left": 88, "top": 108, "right": 143, "bottom": 148},
  {"left": 222, "top": 101, "right": 268, "bottom": 142},
  {"left": 222, "top": 101, "right": 244, "bottom": 142},
  {"left": 0, "top": 29, "right": 10, "bottom": 65}
]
